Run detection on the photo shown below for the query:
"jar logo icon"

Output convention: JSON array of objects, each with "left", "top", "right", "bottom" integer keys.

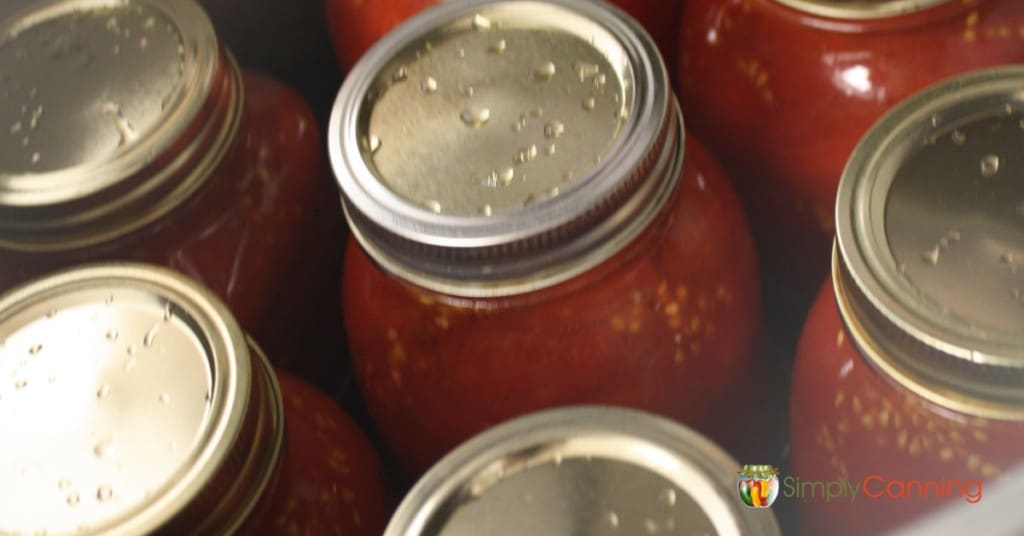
[{"left": 737, "top": 465, "right": 779, "bottom": 508}]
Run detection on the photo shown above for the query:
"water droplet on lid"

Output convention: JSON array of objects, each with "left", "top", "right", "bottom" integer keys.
[
  {"left": 644, "top": 518, "right": 659, "bottom": 533},
  {"left": 123, "top": 356, "right": 137, "bottom": 372},
  {"left": 58, "top": 478, "right": 71, "bottom": 490},
  {"left": 364, "top": 135, "right": 382, "bottom": 154},
  {"left": 930, "top": 114, "right": 939, "bottom": 127},
  {"left": 29, "top": 344, "right": 42, "bottom": 356},
  {"left": 489, "top": 39, "right": 506, "bottom": 54},
  {"left": 513, "top": 114, "right": 527, "bottom": 132},
  {"left": 583, "top": 97, "right": 596, "bottom": 111},
  {"left": 1006, "top": 103, "right": 1014, "bottom": 115},
  {"left": 93, "top": 439, "right": 116, "bottom": 459},
  {"left": 158, "top": 393, "right": 170, "bottom": 404},
  {"left": 532, "top": 61, "right": 556, "bottom": 82},
  {"left": 544, "top": 121, "right": 565, "bottom": 139},
  {"left": 607, "top": 512, "right": 619, "bottom": 528},
  {"left": 66, "top": 493, "right": 80, "bottom": 506},
  {"left": 921, "top": 246, "right": 941, "bottom": 265},
  {"left": 515, "top": 144, "right": 538, "bottom": 164},
  {"left": 96, "top": 485, "right": 113, "bottom": 502},
  {"left": 14, "top": 379, "right": 27, "bottom": 390},
  {"left": 420, "top": 77, "right": 438, "bottom": 94},
  {"left": 458, "top": 48, "right": 466, "bottom": 58},
  {"left": 471, "top": 14, "right": 492, "bottom": 30},
  {"left": 105, "top": 329, "right": 119, "bottom": 342},
  {"left": 10, "top": 121, "right": 21, "bottom": 134},
  {"left": 574, "top": 61, "right": 600, "bottom": 82},
  {"left": 47, "top": 376, "right": 56, "bottom": 384},
  {"left": 143, "top": 325, "right": 159, "bottom": 347},
  {"left": 617, "top": 108, "right": 630, "bottom": 121},
  {"left": 138, "top": 36, "right": 147, "bottom": 49},
  {"left": 105, "top": 295, "right": 114, "bottom": 305},
  {"left": 144, "top": 16, "right": 155, "bottom": 30},
  {"left": 499, "top": 167, "right": 515, "bottom": 186},
  {"left": 96, "top": 385, "right": 110, "bottom": 399},
  {"left": 593, "top": 73, "right": 608, "bottom": 88},
  {"left": 546, "top": 144, "right": 556, "bottom": 156},
  {"left": 460, "top": 107, "right": 491, "bottom": 128},
  {"left": 480, "top": 204, "right": 493, "bottom": 216},
  {"left": 459, "top": 84, "right": 475, "bottom": 98},
  {"left": 426, "top": 200, "right": 442, "bottom": 213},
  {"left": 529, "top": 108, "right": 544, "bottom": 118},
  {"left": 1001, "top": 252, "right": 1014, "bottom": 264},
  {"left": 30, "top": 152, "right": 40, "bottom": 165},
  {"left": 659, "top": 488, "right": 677, "bottom": 506},
  {"left": 21, "top": 136, "right": 28, "bottom": 147},
  {"left": 163, "top": 303, "right": 172, "bottom": 322},
  {"left": 951, "top": 129, "right": 966, "bottom": 144},
  {"left": 392, "top": 66, "right": 408, "bottom": 82},
  {"left": 523, "top": 193, "right": 537, "bottom": 207},
  {"left": 45, "top": 308, "right": 57, "bottom": 318},
  {"left": 981, "top": 154, "right": 1000, "bottom": 177},
  {"left": 126, "top": 344, "right": 137, "bottom": 356}
]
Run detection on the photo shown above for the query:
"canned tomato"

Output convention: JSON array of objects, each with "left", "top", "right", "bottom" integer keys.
[
  {"left": 678, "top": 0, "right": 1024, "bottom": 348},
  {"left": 331, "top": 0, "right": 767, "bottom": 474},
  {"left": 0, "top": 264, "right": 389, "bottom": 534},
  {"left": 387, "top": 406, "right": 781, "bottom": 535},
  {"left": 0, "top": 0, "right": 344, "bottom": 385},
  {"left": 790, "top": 67, "right": 1024, "bottom": 535},
  {"left": 326, "top": 0, "right": 684, "bottom": 75}
]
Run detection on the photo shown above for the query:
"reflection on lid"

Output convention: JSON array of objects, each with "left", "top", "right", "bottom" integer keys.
[
  {"left": 361, "top": 7, "right": 632, "bottom": 216},
  {"left": 0, "top": 3, "right": 184, "bottom": 174}
]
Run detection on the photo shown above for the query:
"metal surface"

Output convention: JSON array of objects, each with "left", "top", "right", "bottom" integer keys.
[
  {"left": 0, "top": 0, "right": 239, "bottom": 251},
  {"left": 330, "top": 0, "right": 679, "bottom": 297},
  {"left": 0, "top": 264, "right": 280, "bottom": 535},
  {"left": 835, "top": 66, "right": 1024, "bottom": 419},
  {"left": 771, "top": 0, "right": 953, "bottom": 20},
  {"left": 386, "top": 407, "right": 781, "bottom": 536}
]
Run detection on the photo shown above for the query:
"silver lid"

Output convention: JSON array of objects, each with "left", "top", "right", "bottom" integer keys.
[
  {"left": 771, "top": 0, "right": 953, "bottom": 20},
  {"left": 386, "top": 407, "right": 781, "bottom": 536},
  {"left": 0, "top": 263, "right": 283, "bottom": 534},
  {"left": 836, "top": 66, "right": 1024, "bottom": 420},
  {"left": 329, "top": 0, "right": 680, "bottom": 297},
  {"left": 0, "top": 0, "right": 240, "bottom": 251}
]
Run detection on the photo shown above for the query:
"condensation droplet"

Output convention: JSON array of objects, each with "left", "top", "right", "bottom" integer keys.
[
  {"left": 459, "top": 84, "right": 475, "bottom": 98},
  {"left": 158, "top": 393, "right": 170, "bottom": 404},
  {"left": 617, "top": 108, "right": 630, "bottom": 121},
  {"left": 123, "top": 356, "right": 137, "bottom": 372},
  {"left": 93, "top": 439, "right": 116, "bottom": 459},
  {"left": 163, "top": 303, "right": 172, "bottom": 322},
  {"left": 546, "top": 144, "right": 556, "bottom": 156},
  {"left": 14, "top": 379, "right": 27, "bottom": 390},
  {"left": 58, "top": 478, "right": 71, "bottom": 490},
  {"left": 583, "top": 97, "right": 596, "bottom": 111},
  {"left": 980, "top": 154, "right": 1000, "bottom": 177},
  {"left": 930, "top": 114, "right": 939, "bottom": 127},
  {"left": 66, "top": 493, "right": 80, "bottom": 506},
  {"left": 1001, "top": 252, "right": 1014, "bottom": 264},
  {"left": 471, "top": 14, "right": 492, "bottom": 30},
  {"left": 364, "top": 135, "right": 382, "bottom": 154},
  {"left": 47, "top": 376, "right": 56, "bottom": 384},
  {"left": 126, "top": 344, "right": 137, "bottom": 356},
  {"left": 144, "top": 16, "right": 155, "bottom": 30},
  {"left": 28, "top": 344, "right": 42, "bottom": 356},
  {"left": 106, "top": 329, "right": 119, "bottom": 342},
  {"left": 480, "top": 204, "right": 493, "bottom": 216},
  {"left": 593, "top": 73, "right": 608, "bottom": 89},
  {"left": 420, "top": 77, "right": 438, "bottom": 94},
  {"left": 143, "top": 325, "right": 159, "bottom": 347},
  {"left": 458, "top": 48, "right": 466, "bottom": 58},
  {"left": 489, "top": 39, "right": 506, "bottom": 54},
  {"left": 544, "top": 121, "right": 565, "bottom": 139},
  {"left": 515, "top": 145, "right": 538, "bottom": 164},
  {"left": 392, "top": 66, "right": 409, "bottom": 83},
  {"left": 952, "top": 129, "right": 966, "bottom": 145},
  {"left": 138, "top": 36, "right": 148, "bottom": 49},
  {"left": 425, "top": 200, "right": 442, "bottom": 213},
  {"left": 96, "top": 485, "right": 113, "bottom": 502},
  {"left": 523, "top": 193, "right": 537, "bottom": 207},
  {"left": 659, "top": 488, "right": 677, "bottom": 507},
  {"left": 460, "top": 107, "right": 491, "bottom": 128},
  {"left": 574, "top": 61, "right": 600, "bottom": 82},
  {"left": 45, "top": 308, "right": 57, "bottom": 318},
  {"left": 31, "top": 152, "right": 40, "bottom": 164},
  {"left": 532, "top": 61, "right": 556, "bottom": 82},
  {"left": 921, "top": 246, "right": 941, "bottom": 265},
  {"left": 607, "top": 512, "right": 620, "bottom": 528},
  {"left": 10, "top": 121, "right": 21, "bottom": 134},
  {"left": 96, "top": 385, "right": 110, "bottom": 399},
  {"left": 499, "top": 167, "right": 515, "bottom": 186},
  {"left": 644, "top": 518, "right": 659, "bottom": 534}
]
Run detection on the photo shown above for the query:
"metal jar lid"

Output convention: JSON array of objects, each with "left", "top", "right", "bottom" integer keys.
[
  {"left": 0, "top": 263, "right": 284, "bottom": 535},
  {"left": 835, "top": 66, "right": 1024, "bottom": 420},
  {"left": 0, "top": 0, "right": 241, "bottom": 252},
  {"left": 771, "top": 0, "right": 953, "bottom": 20},
  {"left": 385, "top": 406, "right": 781, "bottom": 536},
  {"left": 329, "top": 0, "right": 681, "bottom": 297}
]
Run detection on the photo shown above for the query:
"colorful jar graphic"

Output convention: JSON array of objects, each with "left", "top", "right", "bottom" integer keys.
[{"left": 738, "top": 465, "right": 780, "bottom": 508}]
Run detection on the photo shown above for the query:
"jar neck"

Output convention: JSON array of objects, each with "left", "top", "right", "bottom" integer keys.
[
  {"left": 0, "top": 48, "right": 243, "bottom": 253},
  {"left": 766, "top": 0, "right": 976, "bottom": 33},
  {"left": 161, "top": 338, "right": 286, "bottom": 534}
]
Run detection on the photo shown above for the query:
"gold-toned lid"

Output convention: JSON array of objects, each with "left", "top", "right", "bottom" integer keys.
[
  {"left": 0, "top": 0, "right": 240, "bottom": 251},
  {"left": 330, "top": 0, "right": 680, "bottom": 297},
  {"left": 0, "top": 263, "right": 281, "bottom": 535},
  {"left": 835, "top": 66, "right": 1024, "bottom": 419}
]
